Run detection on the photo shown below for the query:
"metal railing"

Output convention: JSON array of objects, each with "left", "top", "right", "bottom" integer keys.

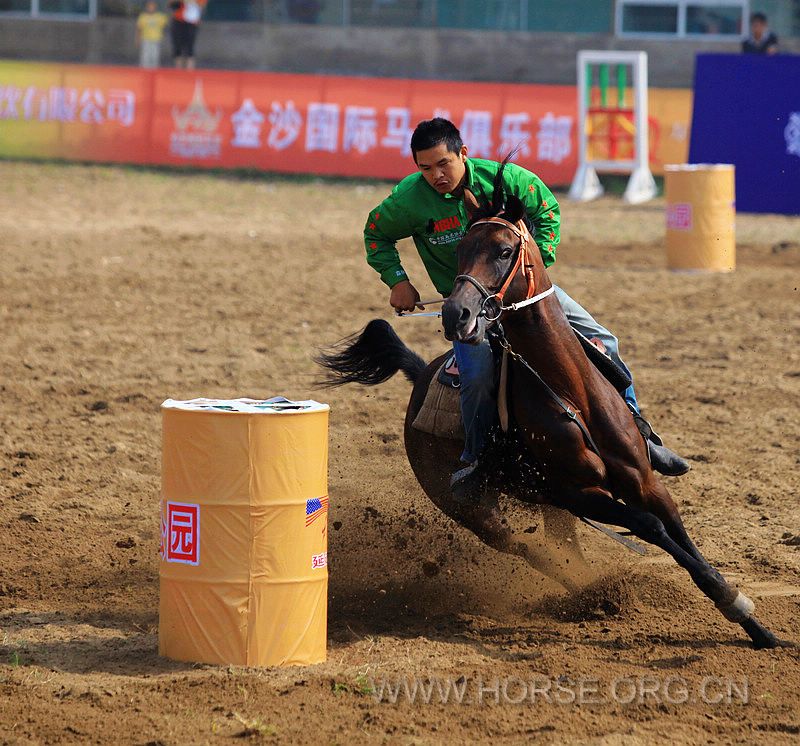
[
  {"left": 5, "top": 0, "right": 796, "bottom": 36},
  {"left": 91, "top": 0, "right": 606, "bottom": 31},
  {"left": 0, "top": 0, "right": 97, "bottom": 19}
]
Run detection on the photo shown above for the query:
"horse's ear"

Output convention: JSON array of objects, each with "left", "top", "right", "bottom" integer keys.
[
  {"left": 503, "top": 195, "right": 526, "bottom": 225},
  {"left": 463, "top": 188, "right": 481, "bottom": 221}
]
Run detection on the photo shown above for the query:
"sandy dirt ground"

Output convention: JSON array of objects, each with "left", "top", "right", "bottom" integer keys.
[{"left": 0, "top": 161, "right": 799, "bottom": 745}]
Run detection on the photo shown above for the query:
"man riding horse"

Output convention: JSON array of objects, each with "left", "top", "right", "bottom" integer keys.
[{"left": 364, "top": 117, "right": 689, "bottom": 502}]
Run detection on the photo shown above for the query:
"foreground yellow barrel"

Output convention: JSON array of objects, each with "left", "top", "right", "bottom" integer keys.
[
  {"left": 159, "top": 397, "right": 329, "bottom": 667},
  {"left": 664, "top": 163, "right": 736, "bottom": 272}
]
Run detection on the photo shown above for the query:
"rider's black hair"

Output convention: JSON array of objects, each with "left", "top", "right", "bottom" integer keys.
[
  {"left": 750, "top": 11, "right": 767, "bottom": 23},
  {"left": 410, "top": 118, "right": 464, "bottom": 162}
]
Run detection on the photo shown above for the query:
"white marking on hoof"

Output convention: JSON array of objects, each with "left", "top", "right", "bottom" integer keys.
[{"left": 719, "top": 592, "right": 755, "bottom": 622}]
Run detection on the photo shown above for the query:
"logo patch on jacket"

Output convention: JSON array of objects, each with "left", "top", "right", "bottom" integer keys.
[
  {"left": 432, "top": 215, "right": 461, "bottom": 233},
  {"left": 426, "top": 215, "right": 464, "bottom": 245}
]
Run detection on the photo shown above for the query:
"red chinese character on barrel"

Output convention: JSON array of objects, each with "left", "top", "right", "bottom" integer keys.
[{"left": 166, "top": 502, "right": 200, "bottom": 565}]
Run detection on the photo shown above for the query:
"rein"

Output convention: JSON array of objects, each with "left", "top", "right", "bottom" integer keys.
[{"left": 454, "top": 216, "right": 555, "bottom": 322}]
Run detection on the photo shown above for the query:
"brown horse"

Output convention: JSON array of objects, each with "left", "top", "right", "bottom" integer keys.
[
  {"left": 317, "top": 172, "right": 779, "bottom": 649},
  {"left": 318, "top": 317, "right": 596, "bottom": 594}
]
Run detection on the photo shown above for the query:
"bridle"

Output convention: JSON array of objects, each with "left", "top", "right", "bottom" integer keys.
[
  {"left": 452, "top": 216, "right": 603, "bottom": 463},
  {"left": 453, "top": 216, "right": 555, "bottom": 322}
]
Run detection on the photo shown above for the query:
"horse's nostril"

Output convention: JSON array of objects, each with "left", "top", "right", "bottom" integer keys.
[{"left": 459, "top": 306, "right": 471, "bottom": 323}]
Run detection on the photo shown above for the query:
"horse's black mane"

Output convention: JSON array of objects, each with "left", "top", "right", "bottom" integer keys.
[{"left": 468, "top": 150, "right": 533, "bottom": 233}]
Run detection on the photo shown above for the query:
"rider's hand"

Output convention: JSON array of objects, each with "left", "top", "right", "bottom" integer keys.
[
  {"left": 588, "top": 337, "right": 607, "bottom": 354},
  {"left": 390, "top": 280, "right": 424, "bottom": 313}
]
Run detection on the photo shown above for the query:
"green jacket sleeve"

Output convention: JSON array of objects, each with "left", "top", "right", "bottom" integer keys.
[
  {"left": 506, "top": 164, "right": 561, "bottom": 268},
  {"left": 364, "top": 192, "right": 414, "bottom": 289}
]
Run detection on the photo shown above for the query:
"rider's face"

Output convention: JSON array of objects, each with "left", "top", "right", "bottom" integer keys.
[{"left": 414, "top": 142, "right": 468, "bottom": 195}]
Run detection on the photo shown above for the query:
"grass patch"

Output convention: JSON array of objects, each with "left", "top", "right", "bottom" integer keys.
[
  {"left": 232, "top": 712, "right": 278, "bottom": 738},
  {"left": 331, "top": 674, "right": 375, "bottom": 696}
]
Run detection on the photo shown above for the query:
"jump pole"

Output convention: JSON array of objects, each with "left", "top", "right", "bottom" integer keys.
[{"left": 569, "top": 50, "right": 657, "bottom": 205}]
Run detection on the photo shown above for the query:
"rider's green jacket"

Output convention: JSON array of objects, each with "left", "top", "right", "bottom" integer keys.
[{"left": 364, "top": 158, "right": 560, "bottom": 296}]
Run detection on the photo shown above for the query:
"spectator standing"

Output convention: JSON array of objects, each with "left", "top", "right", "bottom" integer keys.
[
  {"left": 169, "top": 0, "right": 207, "bottom": 69},
  {"left": 136, "top": 1, "right": 168, "bottom": 69},
  {"left": 742, "top": 12, "right": 778, "bottom": 54}
]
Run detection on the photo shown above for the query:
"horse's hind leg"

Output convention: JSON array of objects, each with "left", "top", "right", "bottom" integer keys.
[
  {"left": 404, "top": 429, "right": 594, "bottom": 592},
  {"left": 539, "top": 505, "right": 597, "bottom": 586},
  {"left": 565, "top": 488, "right": 779, "bottom": 649},
  {"left": 441, "top": 499, "right": 594, "bottom": 593}
]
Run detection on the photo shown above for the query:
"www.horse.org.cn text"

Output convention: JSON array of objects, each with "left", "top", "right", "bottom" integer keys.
[{"left": 368, "top": 675, "right": 750, "bottom": 706}]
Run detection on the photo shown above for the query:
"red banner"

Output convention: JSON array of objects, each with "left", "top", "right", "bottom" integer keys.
[{"left": 0, "top": 62, "right": 690, "bottom": 183}]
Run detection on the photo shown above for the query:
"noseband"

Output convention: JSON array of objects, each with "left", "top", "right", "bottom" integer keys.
[{"left": 454, "top": 216, "right": 555, "bottom": 322}]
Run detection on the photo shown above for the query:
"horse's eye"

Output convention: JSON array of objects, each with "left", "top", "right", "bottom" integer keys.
[{"left": 499, "top": 246, "right": 514, "bottom": 260}]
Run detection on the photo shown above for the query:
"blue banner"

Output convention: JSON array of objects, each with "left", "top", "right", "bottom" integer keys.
[{"left": 689, "top": 53, "right": 800, "bottom": 215}]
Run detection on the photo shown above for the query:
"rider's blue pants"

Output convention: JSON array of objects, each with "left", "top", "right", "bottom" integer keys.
[{"left": 452, "top": 284, "right": 639, "bottom": 464}]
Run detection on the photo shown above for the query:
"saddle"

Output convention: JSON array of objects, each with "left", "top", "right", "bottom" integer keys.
[{"left": 411, "top": 332, "right": 632, "bottom": 440}]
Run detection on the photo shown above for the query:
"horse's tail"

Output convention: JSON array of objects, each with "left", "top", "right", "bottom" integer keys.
[{"left": 315, "top": 319, "right": 427, "bottom": 387}]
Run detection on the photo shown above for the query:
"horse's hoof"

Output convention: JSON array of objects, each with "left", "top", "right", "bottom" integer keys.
[
  {"left": 752, "top": 634, "right": 780, "bottom": 650},
  {"left": 740, "top": 615, "right": 780, "bottom": 649}
]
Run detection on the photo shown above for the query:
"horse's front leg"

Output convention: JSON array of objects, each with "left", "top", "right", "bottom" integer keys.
[
  {"left": 608, "top": 459, "right": 716, "bottom": 568},
  {"left": 563, "top": 487, "right": 780, "bottom": 649}
]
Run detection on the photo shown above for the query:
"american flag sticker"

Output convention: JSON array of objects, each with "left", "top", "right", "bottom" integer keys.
[{"left": 305, "top": 495, "right": 329, "bottom": 527}]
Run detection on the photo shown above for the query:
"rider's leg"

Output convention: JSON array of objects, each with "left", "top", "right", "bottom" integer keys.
[
  {"left": 553, "top": 285, "right": 639, "bottom": 412},
  {"left": 553, "top": 285, "right": 689, "bottom": 477},
  {"left": 451, "top": 339, "right": 497, "bottom": 501},
  {"left": 452, "top": 338, "right": 497, "bottom": 464}
]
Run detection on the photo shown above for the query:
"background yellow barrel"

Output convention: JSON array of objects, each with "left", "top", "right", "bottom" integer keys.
[
  {"left": 159, "top": 397, "right": 329, "bottom": 667},
  {"left": 664, "top": 164, "right": 736, "bottom": 272}
]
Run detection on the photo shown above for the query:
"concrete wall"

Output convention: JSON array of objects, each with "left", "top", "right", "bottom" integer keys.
[{"left": 1, "top": 17, "right": 798, "bottom": 87}]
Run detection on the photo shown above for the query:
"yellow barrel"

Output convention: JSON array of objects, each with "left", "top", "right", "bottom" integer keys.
[
  {"left": 159, "top": 397, "right": 329, "bottom": 667},
  {"left": 664, "top": 164, "right": 735, "bottom": 272}
]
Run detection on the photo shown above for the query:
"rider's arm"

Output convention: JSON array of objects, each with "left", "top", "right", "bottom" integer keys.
[
  {"left": 363, "top": 193, "right": 414, "bottom": 289},
  {"left": 507, "top": 165, "right": 561, "bottom": 268}
]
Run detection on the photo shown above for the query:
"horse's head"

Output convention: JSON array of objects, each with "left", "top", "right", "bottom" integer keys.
[{"left": 442, "top": 181, "right": 547, "bottom": 344}]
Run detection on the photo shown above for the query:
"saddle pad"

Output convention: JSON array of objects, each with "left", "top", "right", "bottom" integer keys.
[{"left": 412, "top": 359, "right": 465, "bottom": 440}]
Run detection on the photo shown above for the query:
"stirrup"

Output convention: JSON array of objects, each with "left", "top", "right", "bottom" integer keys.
[
  {"left": 450, "top": 461, "right": 485, "bottom": 504},
  {"left": 627, "top": 403, "right": 690, "bottom": 476},
  {"left": 627, "top": 402, "right": 663, "bottom": 447}
]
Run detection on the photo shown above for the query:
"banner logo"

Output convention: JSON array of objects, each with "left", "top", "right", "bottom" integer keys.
[
  {"left": 785, "top": 112, "right": 800, "bottom": 158},
  {"left": 170, "top": 80, "right": 222, "bottom": 159}
]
